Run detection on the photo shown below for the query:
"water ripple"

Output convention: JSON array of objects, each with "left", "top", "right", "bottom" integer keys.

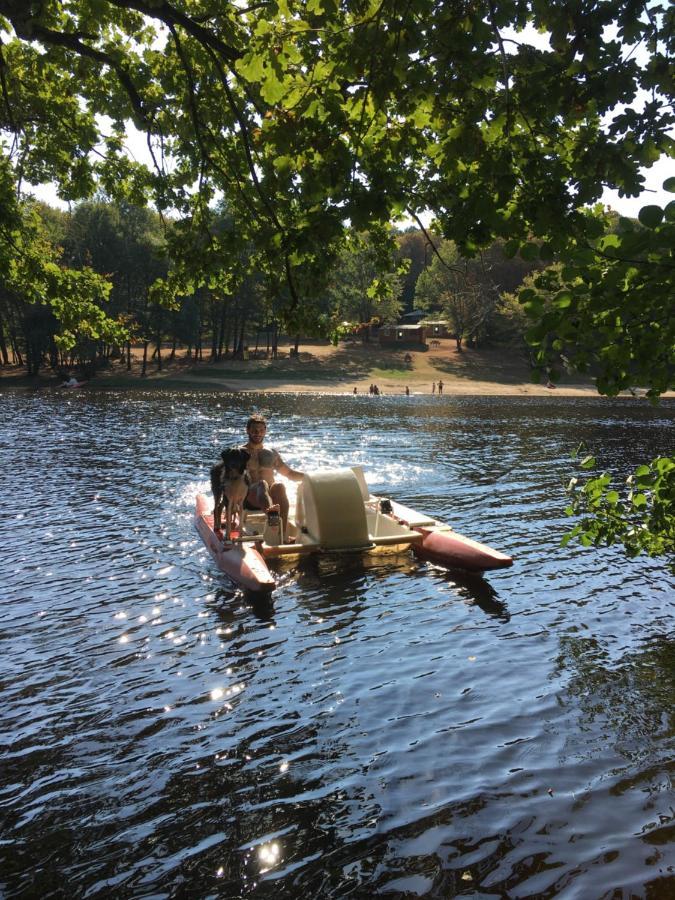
[{"left": 0, "top": 390, "right": 673, "bottom": 897}]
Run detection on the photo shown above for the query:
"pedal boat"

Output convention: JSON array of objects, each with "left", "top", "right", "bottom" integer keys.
[{"left": 194, "top": 466, "right": 513, "bottom": 592}]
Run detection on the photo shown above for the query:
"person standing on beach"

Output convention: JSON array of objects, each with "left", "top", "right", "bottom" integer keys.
[
  {"left": 438, "top": 379, "right": 444, "bottom": 395},
  {"left": 432, "top": 382, "right": 436, "bottom": 394}
]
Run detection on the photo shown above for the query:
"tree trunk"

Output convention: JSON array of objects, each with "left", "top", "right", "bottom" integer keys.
[
  {"left": 272, "top": 321, "right": 278, "bottom": 359},
  {"left": 141, "top": 341, "right": 149, "bottom": 376},
  {"left": 210, "top": 303, "right": 218, "bottom": 359},
  {"left": 126, "top": 341, "right": 132, "bottom": 371},
  {"left": 10, "top": 330, "right": 23, "bottom": 366},
  {"left": 156, "top": 331, "right": 162, "bottom": 371},
  {"left": 237, "top": 316, "right": 247, "bottom": 356},
  {"left": 230, "top": 313, "right": 239, "bottom": 355},
  {"left": 26, "top": 344, "right": 39, "bottom": 376},
  {"left": 0, "top": 316, "right": 9, "bottom": 365},
  {"left": 217, "top": 302, "right": 227, "bottom": 359},
  {"left": 223, "top": 318, "right": 232, "bottom": 356},
  {"left": 49, "top": 338, "right": 59, "bottom": 370}
]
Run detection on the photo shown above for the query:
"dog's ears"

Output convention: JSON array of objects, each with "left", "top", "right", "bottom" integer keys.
[{"left": 221, "top": 446, "right": 249, "bottom": 463}]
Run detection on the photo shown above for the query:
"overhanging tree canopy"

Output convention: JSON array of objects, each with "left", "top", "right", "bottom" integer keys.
[{"left": 1, "top": 0, "right": 672, "bottom": 317}]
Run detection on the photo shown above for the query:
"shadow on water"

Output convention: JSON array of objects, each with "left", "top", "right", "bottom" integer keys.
[
  {"left": 278, "top": 552, "right": 510, "bottom": 622},
  {"left": 433, "top": 569, "right": 511, "bottom": 622},
  {"left": 208, "top": 585, "right": 277, "bottom": 623},
  {"left": 244, "top": 591, "right": 276, "bottom": 622}
]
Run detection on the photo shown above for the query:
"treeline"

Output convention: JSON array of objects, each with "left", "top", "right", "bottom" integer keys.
[
  {"left": 1, "top": 199, "right": 301, "bottom": 376},
  {"left": 3, "top": 199, "right": 625, "bottom": 376}
]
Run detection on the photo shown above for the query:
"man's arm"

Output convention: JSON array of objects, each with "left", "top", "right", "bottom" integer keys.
[{"left": 277, "top": 460, "right": 304, "bottom": 482}]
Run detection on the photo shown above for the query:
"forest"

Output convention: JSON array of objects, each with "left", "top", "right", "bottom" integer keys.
[{"left": 0, "top": 196, "right": 545, "bottom": 376}]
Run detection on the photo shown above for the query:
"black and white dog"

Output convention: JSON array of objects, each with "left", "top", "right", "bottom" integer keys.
[{"left": 210, "top": 447, "right": 251, "bottom": 540}]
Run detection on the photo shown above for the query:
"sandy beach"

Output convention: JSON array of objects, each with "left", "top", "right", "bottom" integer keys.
[
  {"left": 0, "top": 338, "right": 659, "bottom": 398},
  {"left": 209, "top": 377, "right": 599, "bottom": 396}
]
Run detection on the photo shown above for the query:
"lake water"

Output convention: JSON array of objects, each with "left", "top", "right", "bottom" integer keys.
[{"left": 1, "top": 389, "right": 674, "bottom": 898}]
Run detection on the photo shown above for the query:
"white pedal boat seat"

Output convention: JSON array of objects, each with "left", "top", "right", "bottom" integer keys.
[{"left": 296, "top": 468, "right": 371, "bottom": 550}]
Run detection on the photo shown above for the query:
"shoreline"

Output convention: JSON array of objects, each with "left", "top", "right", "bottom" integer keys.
[
  {"left": 1, "top": 341, "right": 669, "bottom": 399},
  {"left": 152, "top": 375, "right": 602, "bottom": 397},
  {"left": 0, "top": 370, "right": 663, "bottom": 399}
]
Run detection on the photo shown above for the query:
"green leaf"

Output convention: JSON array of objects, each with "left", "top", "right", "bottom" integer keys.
[
  {"left": 520, "top": 242, "right": 539, "bottom": 261},
  {"left": 540, "top": 242, "right": 555, "bottom": 262},
  {"left": 255, "top": 19, "right": 273, "bottom": 36},
  {"left": 663, "top": 177, "right": 675, "bottom": 193},
  {"left": 637, "top": 205, "right": 663, "bottom": 228},
  {"left": 261, "top": 70, "right": 287, "bottom": 104},
  {"left": 600, "top": 233, "right": 620, "bottom": 249},
  {"left": 272, "top": 155, "right": 293, "bottom": 173},
  {"left": 235, "top": 53, "right": 265, "bottom": 82}
]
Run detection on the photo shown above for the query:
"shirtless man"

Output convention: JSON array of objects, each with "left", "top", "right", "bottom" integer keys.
[{"left": 243, "top": 414, "right": 304, "bottom": 537}]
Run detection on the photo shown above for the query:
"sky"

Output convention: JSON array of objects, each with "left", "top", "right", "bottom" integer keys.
[{"left": 601, "top": 156, "right": 672, "bottom": 215}]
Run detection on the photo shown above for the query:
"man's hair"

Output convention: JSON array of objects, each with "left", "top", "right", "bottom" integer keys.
[{"left": 246, "top": 414, "right": 267, "bottom": 430}]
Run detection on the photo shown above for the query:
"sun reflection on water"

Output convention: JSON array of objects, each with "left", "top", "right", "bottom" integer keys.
[{"left": 258, "top": 841, "right": 281, "bottom": 872}]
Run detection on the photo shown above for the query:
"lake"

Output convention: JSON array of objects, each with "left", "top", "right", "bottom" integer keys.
[{"left": 1, "top": 389, "right": 673, "bottom": 898}]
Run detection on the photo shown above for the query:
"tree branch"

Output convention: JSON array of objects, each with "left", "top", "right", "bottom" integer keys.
[
  {"left": 162, "top": 18, "right": 299, "bottom": 305},
  {"left": 586, "top": 242, "right": 675, "bottom": 270},
  {"left": 487, "top": 1, "right": 513, "bottom": 140},
  {"left": 167, "top": 23, "right": 210, "bottom": 170},
  {"left": 406, "top": 210, "right": 463, "bottom": 274},
  {"left": 204, "top": 45, "right": 282, "bottom": 232},
  {"left": 105, "top": 0, "right": 241, "bottom": 64},
  {"left": 12, "top": 19, "right": 151, "bottom": 130},
  {"left": 231, "top": 3, "right": 271, "bottom": 14}
]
